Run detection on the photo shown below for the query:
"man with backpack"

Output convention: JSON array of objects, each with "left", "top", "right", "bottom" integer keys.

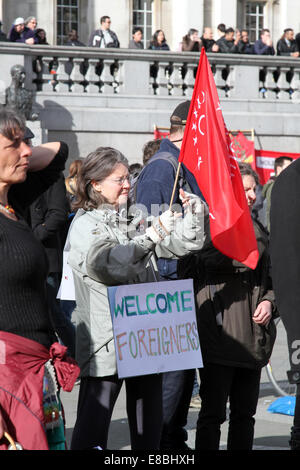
[{"left": 136, "top": 100, "right": 205, "bottom": 450}]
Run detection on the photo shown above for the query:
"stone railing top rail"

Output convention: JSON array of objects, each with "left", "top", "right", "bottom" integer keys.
[{"left": 1, "top": 42, "right": 300, "bottom": 68}]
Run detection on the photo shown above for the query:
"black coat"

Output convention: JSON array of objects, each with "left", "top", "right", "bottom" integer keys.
[
  {"left": 276, "top": 37, "right": 299, "bottom": 56},
  {"left": 29, "top": 173, "right": 70, "bottom": 274},
  {"left": 270, "top": 159, "right": 300, "bottom": 373},
  {"left": 178, "top": 220, "right": 277, "bottom": 370}
]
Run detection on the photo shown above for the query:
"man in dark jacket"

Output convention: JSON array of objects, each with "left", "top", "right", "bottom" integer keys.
[
  {"left": 270, "top": 157, "right": 300, "bottom": 450},
  {"left": 201, "top": 27, "right": 219, "bottom": 53},
  {"left": 277, "top": 28, "right": 299, "bottom": 57},
  {"left": 136, "top": 101, "right": 205, "bottom": 450},
  {"left": 88, "top": 15, "right": 120, "bottom": 48},
  {"left": 216, "top": 27, "right": 240, "bottom": 53},
  {"left": 254, "top": 28, "right": 275, "bottom": 55}
]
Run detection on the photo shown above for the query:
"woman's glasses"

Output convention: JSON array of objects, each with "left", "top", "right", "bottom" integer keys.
[{"left": 106, "top": 176, "right": 130, "bottom": 186}]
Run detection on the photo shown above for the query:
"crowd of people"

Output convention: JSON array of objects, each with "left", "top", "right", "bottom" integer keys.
[
  {"left": 1, "top": 14, "right": 300, "bottom": 59},
  {"left": 0, "top": 95, "right": 297, "bottom": 452},
  {"left": 0, "top": 12, "right": 299, "bottom": 454}
]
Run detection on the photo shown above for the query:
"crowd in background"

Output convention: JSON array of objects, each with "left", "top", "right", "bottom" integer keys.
[{"left": 1, "top": 14, "right": 300, "bottom": 59}]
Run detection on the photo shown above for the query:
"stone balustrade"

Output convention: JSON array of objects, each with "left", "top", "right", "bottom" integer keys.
[
  {"left": 0, "top": 42, "right": 300, "bottom": 100},
  {"left": 0, "top": 42, "right": 299, "bottom": 162}
]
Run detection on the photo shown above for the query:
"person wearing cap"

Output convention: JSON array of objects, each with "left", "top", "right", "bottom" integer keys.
[
  {"left": 8, "top": 16, "right": 37, "bottom": 44},
  {"left": 136, "top": 100, "right": 206, "bottom": 450},
  {"left": 8, "top": 17, "right": 25, "bottom": 42}
]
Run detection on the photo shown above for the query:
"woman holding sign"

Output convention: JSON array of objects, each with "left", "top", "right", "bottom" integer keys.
[
  {"left": 68, "top": 146, "right": 207, "bottom": 450},
  {"left": 187, "top": 163, "right": 277, "bottom": 450}
]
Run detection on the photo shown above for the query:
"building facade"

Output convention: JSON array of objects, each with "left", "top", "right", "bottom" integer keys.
[{"left": 1, "top": 0, "right": 300, "bottom": 51}]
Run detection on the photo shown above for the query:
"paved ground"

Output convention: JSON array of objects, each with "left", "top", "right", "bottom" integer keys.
[{"left": 61, "top": 319, "right": 294, "bottom": 451}]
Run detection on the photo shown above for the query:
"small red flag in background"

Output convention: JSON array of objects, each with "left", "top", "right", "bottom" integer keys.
[
  {"left": 154, "top": 126, "right": 170, "bottom": 140},
  {"left": 230, "top": 132, "right": 256, "bottom": 170},
  {"left": 178, "top": 48, "right": 259, "bottom": 269}
]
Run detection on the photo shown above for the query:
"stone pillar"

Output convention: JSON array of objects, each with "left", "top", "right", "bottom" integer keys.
[{"left": 230, "top": 64, "right": 260, "bottom": 99}]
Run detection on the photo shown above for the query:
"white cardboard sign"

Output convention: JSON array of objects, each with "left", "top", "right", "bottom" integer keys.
[{"left": 108, "top": 279, "right": 203, "bottom": 379}]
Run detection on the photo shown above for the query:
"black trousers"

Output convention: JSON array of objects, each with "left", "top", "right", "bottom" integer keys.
[
  {"left": 160, "top": 368, "right": 195, "bottom": 450},
  {"left": 71, "top": 373, "right": 163, "bottom": 450},
  {"left": 290, "top": 384, "right": 300, "bottom": 449},
  {"left": 195, "top": 363, "right": 261, "bottom": 450}
]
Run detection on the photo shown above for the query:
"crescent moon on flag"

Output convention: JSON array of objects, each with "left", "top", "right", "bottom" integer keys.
[{"left": 198, "top": 114, "right": 206, "bottom": 136}]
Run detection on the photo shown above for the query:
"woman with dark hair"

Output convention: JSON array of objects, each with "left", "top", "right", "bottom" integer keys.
[
  {"left": 68, "top": 146, "right": 207, "bottom": 450},
  {"left": 148, "top": 29, "right": 170, "bottom": 50},
  {"left": 36, "top": 28, "right": 49, "bottom": 45},
  {"left": 0, "top": 109, "right": 79, "bottom": 450},
  {"left": 189, "top": 162, "right": 277, "bottom": 450},
  {"left": 181, "top": 28, "right": 202, "bottom": 52}
]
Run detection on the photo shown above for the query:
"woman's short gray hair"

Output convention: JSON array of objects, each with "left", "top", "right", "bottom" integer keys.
[
  {"left": 73, "top": 147, "right": 129, "bottom": 211},
  {"left": 25, "top": 16, "right": 36, "bottom": 25}
]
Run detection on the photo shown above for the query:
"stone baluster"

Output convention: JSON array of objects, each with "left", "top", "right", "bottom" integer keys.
[
  {"left": 169, "top": 62, "right": 184, "bottom": 96},
  {"left": 112, "top": 60, "right": 122, "bottom": 94},
  {"left": 155, "top": 61, "right": 169, "bottom": 96},
  {"left": 182, "top": 63, "right": 195, "bottom": 97},
  {"left": 290, "top": 67, "right": 300, "bottom": 100},
  {"left": 264, "top": 66, "right": 278, "bottom": 100},
  {"left": 276, "top": 66, "right": 294, "bottom": 99},
  {"left": 86, "top": 58, "right": 101, "bottom": 93},
  {"left": 56, "top": 57, "right": 71, "bottom": 93},
  {"left": 98, "top": 59, "right": 114, "bottom": 94},
  {"left": 214, "top": 65, "right": 227, "bottom": 98},
  {"left": 149, "top": 61, "right": 158, "bottom": 95},
  {"left": 70, "top": 58, "right": 84, "bottom": 93},
  {"left": 41, "top": 56, "right": 56, "bottom": 92}
]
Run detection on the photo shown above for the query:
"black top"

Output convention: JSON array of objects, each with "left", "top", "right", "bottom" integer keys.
[
  {"left": 0, "top": 142, "right": 68, "bottom": 348},
  {"left": 29, "top": 173, "right": 70, "bottom": 274},
  {"left": 270, "top": 158, "right": 300, "bottom": 372}
]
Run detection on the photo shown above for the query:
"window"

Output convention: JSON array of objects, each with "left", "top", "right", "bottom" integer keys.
[
  {"left": 57, "top": 0, "right": 79, "bottom": 45},
  {"left": 133, "top": 0, "right": 153, "bottom": 49},
  {"left": 245, "top": 2, "right": 265, "bottom": 42}
]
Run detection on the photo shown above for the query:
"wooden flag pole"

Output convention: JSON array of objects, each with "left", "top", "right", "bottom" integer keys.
[{"left": 169, "top": 161, "right": 182, "bottom": 209}]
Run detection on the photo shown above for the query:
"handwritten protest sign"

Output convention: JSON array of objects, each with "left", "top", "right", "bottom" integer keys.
[{"left": 108, "top": 279, "right": 203, "bottom": 379}]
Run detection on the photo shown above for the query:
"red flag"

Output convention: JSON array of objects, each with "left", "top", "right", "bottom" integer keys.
[
  {"left": 154, "top": 126, "right": 170, "bottom": 140},
  {"left": 230, "top": 132, "right": 256, "bottom": 170},
  {"left": 255, "top": 149, "right": 300, "bottom": 185},
  {"left": 178, "top": 48, "right": 259, "bottom": 269}
]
